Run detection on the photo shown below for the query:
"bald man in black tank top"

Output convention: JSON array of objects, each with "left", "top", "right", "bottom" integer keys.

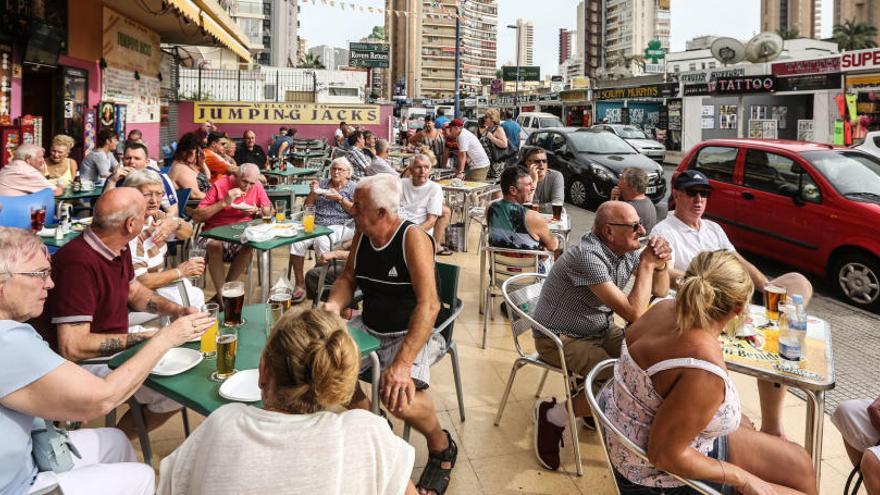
[{"left": 325, "top": 175, "right": 457, "bottom": 494}]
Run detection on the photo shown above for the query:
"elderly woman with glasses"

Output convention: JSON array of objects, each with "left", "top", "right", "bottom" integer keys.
[
  {"left": 158, "top": 308, "right": 417, "bottom": 494},
  {"left": 123, "top": 170, "right": 206, "bottom": 309},
  {"left": 288, "top": 157, "right": 356, "bottom": 303},
  {"left": 0, "top": 227, "right": 212, "bottom": 495}
]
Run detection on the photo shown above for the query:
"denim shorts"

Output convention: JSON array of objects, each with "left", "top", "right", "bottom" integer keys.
[{"left": 613, "top": 436, "right": 734, "bottom": 495}]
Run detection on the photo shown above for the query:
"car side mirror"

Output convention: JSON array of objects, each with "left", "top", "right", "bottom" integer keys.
[{"left": 778, "top": 183, "right": 805, "bottom": 205}]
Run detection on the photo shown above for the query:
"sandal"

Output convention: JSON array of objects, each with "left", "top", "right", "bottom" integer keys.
[
  {"left": 416, "top": 429, "right": 457, "bottom": 495},
  {"left": 292, "top": 287, "right": 306, "bottom": 303},
  {"left": 436, "top": 247, "right": 454, "bottom": 256}
]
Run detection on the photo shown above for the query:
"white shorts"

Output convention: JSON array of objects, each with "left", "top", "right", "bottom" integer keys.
[
  {"left": 832, "top": 399, "right": 880, "bottom": 453},
  {"left": 289, "top": 223, "right": 355, "bottom": 257},
  {"left": 83, "top": 364, "right": 182, "bottom": 414},
  {"left": 29, "top": 428, "right": 154, "bottom": 495},
  {"left": 351, "top": 315, "right": 446, "bottom": 389}
]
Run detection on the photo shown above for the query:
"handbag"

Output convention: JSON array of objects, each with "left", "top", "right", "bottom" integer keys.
[
  {"left": 31, "top": 419, "right": 82, "bottom": 473},
  {"left": 484, "top": 128, "right": 516, "bottom": 163}
]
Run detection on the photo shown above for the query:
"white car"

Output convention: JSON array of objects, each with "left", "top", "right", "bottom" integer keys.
[
  {"left": 592, "top": 124, "right": 666, "bottom": 161},
  {"left": 516, "top": 112, "right": 564, "bottom": 136},
  {"left": 855, "top": 131, "right": 880, "bottom": 159}
]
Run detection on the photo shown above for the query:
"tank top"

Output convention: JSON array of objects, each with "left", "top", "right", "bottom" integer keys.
[
  {"left": 487, "top": 200, "right": 541, "bottom": 251},
  {"left": 599, "top": 341, "right": 741, "bottom": 488},
  {"left": 355, "top": 221, "right": 432, "bottom": 334}
]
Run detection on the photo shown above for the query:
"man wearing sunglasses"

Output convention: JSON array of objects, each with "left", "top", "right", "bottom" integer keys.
[
  {"left": 653, "top": 169, "right": 813, "bottom": 439},
  {"left": 524, "top": 147, "right": 565, "bottom": 214},
  {"left": 532, "top": 200, "right": 672, "bottom": 471}
]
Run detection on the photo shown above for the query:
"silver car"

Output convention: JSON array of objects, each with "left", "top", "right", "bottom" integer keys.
[{"left": 592, "top": 124, "right": 666, "bottom": 161}]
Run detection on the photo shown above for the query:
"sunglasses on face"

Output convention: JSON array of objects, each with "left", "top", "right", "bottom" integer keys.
[
  {"left": 607, "top": 220, "right": 644, "bottom": 232},
  {"left": 684, "top": 189, "right": 711, "bottom": 198}
]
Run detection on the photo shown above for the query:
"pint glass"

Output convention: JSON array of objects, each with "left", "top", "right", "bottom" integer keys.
[
  {"left": 763, "top": 284, "right": 787, "bottom": 322},
  {"left": 222, "top": 281, "right": 245, "bottom": 326},
  {"left": 212, "top": 325, "right": 238, "bottom": 381},
  {"left": 200, "top": 302, "right": 219, "bottom": 358}
]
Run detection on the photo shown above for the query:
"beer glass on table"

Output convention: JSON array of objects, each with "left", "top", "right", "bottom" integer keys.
[
  {"left": 275, "top": 200, "right": 286, "bottom": 222},
  {"left": 303, "top": 205, "right": 315, "bottom": 234},
  {"left": 188, "top": 248, "right": 206, "bottom": 286},
  {"left": 265, "top": 302, "right": 284, "bottom": 337},
  {"left": 763, "top": 284, "right": 787, "bottom": 322},
  {"left": 200, "top": 302, "right": 219, "bottom": 358},
  {"left": 212, "top": 325, "right": 238, "bottom": 382},
  {"left": 552, "top": 204, "right": 563, "bottom": 221},
  {"left": 222, "top": 281, "right": 245, "bottom": 327},
  {"left": 30, "top": 206, "right": 46, "bottom": 232},
  {"left": 268, "top": 288, "right": 293, "bottom": 312}
]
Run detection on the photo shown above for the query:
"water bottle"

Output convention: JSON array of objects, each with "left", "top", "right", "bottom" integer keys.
[
  {"left": 789, "top": 294, "right": 808, "bottom": 357},
  {"left": 778, "top": 303, "right": 802, "bottom": 369}
]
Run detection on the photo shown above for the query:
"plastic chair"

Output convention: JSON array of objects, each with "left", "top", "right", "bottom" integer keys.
[
  {"left": 176, "top": 188, "right": 192, "bottom": 220},
  {"left": 495, "top": 272, "right": 584, "bottom": 476},
  {"left": 585, "top": 359, "right": 722, "bottom": 495},
  {"left": 0, "top": 188, "right": 56, "bottom": 229}
]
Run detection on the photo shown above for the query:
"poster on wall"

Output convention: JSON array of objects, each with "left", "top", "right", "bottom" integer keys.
[
  {"left": 115, "top": 104, "right": 127, "bottom": 141},
  {"left": 667, "top": 100, "right": 682, "bottom": 131},
  {"left": 771, "top": 105, "right": 788, "bottom": 129},
  {"left": 102, "top": 7, "right": 161, "bottom": 75},
  {"left": 702, "top": 117, "right": 715, "bottom": 129},
  {"left": 797, "top": 120, "right": 814, "bottom": 141},
  {"left": 102, "top": 67, "right": 160, "bottom": 123},
  {"left": 0, "top": 44, "right": 11, "bottom": 124},
  {"left": 99, "top": 101, "right": 116, "bottom": 130},
  {"left": 749, "top": 119, "right": 778, "bottom": 139},
  {"left": 719, "top": 105, "right": 738, "bottom": 129},
  {"left": 750, "top": 105, "right": 768, "bottom": 120},
  {"left": 701, "top": 105, "right": 714, "bottom": 117},
  {"left": 83, "top": 108, "right": 97, "bottom": 155}
]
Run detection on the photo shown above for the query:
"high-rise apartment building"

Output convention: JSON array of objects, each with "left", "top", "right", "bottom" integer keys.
[
  {"left": 576, "top": 0, "right": 606, "bottom": 78},
  {"left": 231, "top": 0, "right": 300, "bottom": 67},
  {"left": 387, "top": 0, "right": 496, "bottom": 99},
  {"left": 602, "top": 0, "right": 671, "bottom": 75},
  {"left": 559, "top": 28, "right": 573, "bottom": 65},
  {"left": 835, "top": 0, "right": 880, "bottom": 45},
  {"left": 307, "top": 45, "right": 349, "bottom": 70},
  {"left": 514, "top": 19, "right": 534, "bottom": 66},
  {"left": 760, "top": 0, "right": 819, "bottom": 38}
]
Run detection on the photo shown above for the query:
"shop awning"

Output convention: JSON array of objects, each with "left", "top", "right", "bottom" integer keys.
[
  {"left": 165, "top": 0, "right": 201, "bottom": 25},
  {"left": 199, "top": 11, "right": 251, "bottom": 61}
]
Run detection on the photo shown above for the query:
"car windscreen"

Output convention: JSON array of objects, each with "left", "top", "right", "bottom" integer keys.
[
  {"left": 567, "top": 131, "right": 636, "bottom": 154},
  {"left": 617, "top": 127, "right": 648, "bottom": 139},
  {"left": 801, "top": 150, "right": 880, "bottom": 200},
  {"left": 538, "top": 117, "right": 563, "bottom": 128}
]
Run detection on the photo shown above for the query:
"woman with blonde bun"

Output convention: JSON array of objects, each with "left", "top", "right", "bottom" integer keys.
[
  {"left": 600, "top": 250, "right": 816, "bottom": 495},
  {"left": 158, "top": 308, "right": 417, "bottom": 495},
  {"left": 45, "top": 134, "right": 78, "bottom": 186}
]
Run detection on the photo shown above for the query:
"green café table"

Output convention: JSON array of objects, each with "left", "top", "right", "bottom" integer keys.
[
  {"left": 263, "top": 166, "right": 319, "bottom": 185},
  {"left": 40, "top": 227, "right": 82, "bottom": 248},
  {"left": 265, "top": 183, "right": 311, "bottom": 212},
  {"left": 288, "top": 150, "right": 325, "bottom": 166},
  {"left": 108, "top": 304, "right": 382, "bottom": 465},
  {"left": 199, "top": 220, "right": 333, "bottom": 303},
  {"left": 56, "top": 186, "right": 104, "bottom": 201}
]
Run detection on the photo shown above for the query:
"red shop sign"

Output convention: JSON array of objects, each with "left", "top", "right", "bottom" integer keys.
[
  {"left": 772, "top": 56, "right": 840, "bottom": 76},
  {"left": 841, "top": 48, "right": 880, "bottom": 72}
]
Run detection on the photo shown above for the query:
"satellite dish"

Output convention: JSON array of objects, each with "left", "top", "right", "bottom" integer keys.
[
  {"left": 710, "top": 37, "right": 746, "bottom": 66},
  {"left": 745, "top": 32, "right": 784, "bottom": 63}
]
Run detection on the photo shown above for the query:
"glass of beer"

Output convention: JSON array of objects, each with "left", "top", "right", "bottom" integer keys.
[
  {"left": 222, "top": 281, "right": 245, "bottom": 327},
  {"left": 552, "top": 204, "right": 563, "bottom": 221},
  {"left": 200, "top": 303, "right": 219, "bottom": 358},
  {"left": 763, "top": 284, "right": 787, "bottom": 322},
  {"left": 268, "top": 288, "right": 293, "bottom": 312},
  {"left": 188, "top": 247, "right": 206, "bottom": 286},
  {"left": 275, "top": 200, "right": 286, "bottom": 222},
  {"left": 265, "top": 302, "right": 284, "bottom": 337},
  {"left": 211, "top": 325, "right": 238, "bottom": 382},
  {"left": 303, "top": 205, "right": 315, "bottom": 234}
]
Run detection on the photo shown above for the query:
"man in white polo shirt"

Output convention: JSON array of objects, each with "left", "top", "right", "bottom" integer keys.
[
  {"left": 653, "top": 168, "right": 813, "bottom": 439},
  {"left": 447, "top": 118, "right": 490, "bottom": 181},
  {"left": 400, "top": 154, "right": 454, "bottom": 255}
]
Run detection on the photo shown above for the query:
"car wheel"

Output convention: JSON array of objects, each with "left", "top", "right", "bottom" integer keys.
[
  {"left": 832, "top": 252, "right": 880, "bottom": 312},
  {"left": 568, "top": 178, "right": 588, "bottom": 208}
]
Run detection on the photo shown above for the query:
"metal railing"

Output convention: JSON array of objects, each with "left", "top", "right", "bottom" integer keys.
[{"left": 177, "top": 67, "right": 317, "bottom": 102}]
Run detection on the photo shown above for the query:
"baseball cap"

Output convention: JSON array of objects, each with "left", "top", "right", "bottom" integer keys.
[
  {"left": 673, "top": 169, "right": 712, "bottom": 190},
  {"left": 449, "top": 118, "right": 464, "bottom": 128}
]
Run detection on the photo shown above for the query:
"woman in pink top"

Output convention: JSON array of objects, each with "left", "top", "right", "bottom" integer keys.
[{"left": 600, "top": 250, "right": 816, "bottom": 495}]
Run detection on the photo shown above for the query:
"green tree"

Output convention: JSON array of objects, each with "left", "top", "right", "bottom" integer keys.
[
  {"left": 833, "top": 20, "right": 879, "bottom": 51},
  {"left": 369, "top": 25, "right": 385, "bottom": 40},
  {"left": 299, "top": 52, "right": 325, "bottom": 69},
  {"left": 776, "top": 28, "right": 800, "bottom": 40}
]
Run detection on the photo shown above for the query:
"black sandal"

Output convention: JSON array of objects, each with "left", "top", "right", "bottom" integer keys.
[{"left": 416, "top": 429, "right": 457, "bottom": 495}]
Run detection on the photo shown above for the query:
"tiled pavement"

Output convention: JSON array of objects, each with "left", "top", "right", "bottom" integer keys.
[{"left": 98, "top": 204, "right": 879, "bottom": 493}]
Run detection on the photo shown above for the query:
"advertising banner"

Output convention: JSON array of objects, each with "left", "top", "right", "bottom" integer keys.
[
  {"left": 102, "top": 7, "right": 161, "bottom": 74},
  {"left": 193, "top": 102, "right": 381, "bottom": 125}
]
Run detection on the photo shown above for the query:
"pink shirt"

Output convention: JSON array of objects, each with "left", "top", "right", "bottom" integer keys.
[
  {"left": 198, "top": 174, "right": 270, "bottom": 230},
  {"left": 0, "top": 160, "right": 53, "bottom": 196}
]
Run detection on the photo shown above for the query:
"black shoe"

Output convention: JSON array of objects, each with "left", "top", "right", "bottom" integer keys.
[{"left": 533, "top": 398, "right": 565, "bottom": 471}]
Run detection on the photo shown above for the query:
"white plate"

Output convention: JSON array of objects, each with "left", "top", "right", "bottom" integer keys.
[
  {"left": 36, "top": 228, "right": 56, "bottom": 237},
  {"left": 219, "top": 369, "right": 261, "bottom": 402},
  {"left": 151, "top": 348, "right": 203, "bottom": 376},
  {"left": 230, "top": 202, "right": 256, "bottom": 210},
  {"left": 736, "top": 324, "right": 757, "bottom": 338}
]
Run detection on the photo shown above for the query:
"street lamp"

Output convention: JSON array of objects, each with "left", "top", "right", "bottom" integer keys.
[{"left": 506, "top": 24, "right": 520, "bottom": 118}]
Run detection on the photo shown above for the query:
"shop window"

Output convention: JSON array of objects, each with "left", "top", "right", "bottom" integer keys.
[
  {"left": 744, "top": 150, "right": 820, "bottom": 201},
  {"left": 692, "top": 146, "right": 737, "bottom": 183}
]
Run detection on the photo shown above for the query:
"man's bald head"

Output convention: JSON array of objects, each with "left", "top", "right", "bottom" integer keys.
[
  {"left": 592, "top": 200, "right": 645, "bottom": 255},
  {"left": 593, "top": 201, "right": 637, "bottom": 231},
  {"left": 93, "top": 187, "right": 146, "bottom": 232}
]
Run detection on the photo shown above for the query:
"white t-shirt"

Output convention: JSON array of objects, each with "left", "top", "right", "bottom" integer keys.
[
  {"left": 456, "top": 128, "right": 490, "bottom": 169},
  {"left": 651, "top": 212, "right": 735, "bottom": 273},
  {"left": 399, "top": 178, "right": 444, "bottom": 234},
  {"left": 158, "top": 404, "right": 414, "bottom": 495}
]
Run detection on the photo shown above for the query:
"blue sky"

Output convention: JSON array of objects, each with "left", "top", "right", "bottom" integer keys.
[{"left": 298, "top": 0, "right": 833, "bottom": 76}]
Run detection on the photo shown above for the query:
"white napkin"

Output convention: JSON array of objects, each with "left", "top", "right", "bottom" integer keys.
[{"left": 242, "top": 223, "right": 300, "bottom": 243}]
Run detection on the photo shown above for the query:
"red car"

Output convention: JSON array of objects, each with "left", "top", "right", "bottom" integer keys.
[{"left": 671, "top": 139, "right": 880, "bottom": 312}]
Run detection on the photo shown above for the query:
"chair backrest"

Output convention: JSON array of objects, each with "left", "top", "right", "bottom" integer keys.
[
  {"left": 436, "top": 262, "right": 461, "bottom": 343},
  {"left": 486, "top": 245, "right": 552, "bottom": 289},
  {"left": 0, "top": 187, "right": 55, "bottom": 229},
  {"left": 501, "top": 272, "right": 557, "bottom": 358},
  {"left": 176, "top": 188, "right": 192, "bottom": 219},
  {"left": 584, "top": 359, "right": 722, "bottom": 495}
]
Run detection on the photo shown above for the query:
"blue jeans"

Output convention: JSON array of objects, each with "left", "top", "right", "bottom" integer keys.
[{"left": 613, "top": 436, "right": 734, "bottom": 495}]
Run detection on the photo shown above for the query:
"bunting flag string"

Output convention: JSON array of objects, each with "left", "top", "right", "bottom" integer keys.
[{"left": 301, "top": 0, "right": 464, "bottom": 21}]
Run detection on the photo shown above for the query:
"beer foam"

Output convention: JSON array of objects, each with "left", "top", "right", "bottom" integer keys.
[{"left": 222, "top": 288, "right": 245, "bottom": 297}]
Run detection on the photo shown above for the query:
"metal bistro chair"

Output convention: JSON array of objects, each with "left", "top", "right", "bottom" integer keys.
[
  {"left": 585, "top": 359, "right": 722, "bottom": 495},
  {"left": 481, "top": 238, "right": 560, "bottom": 349},
  {"left": 495, "top": 272, "right": 584, "bottom": 476}
]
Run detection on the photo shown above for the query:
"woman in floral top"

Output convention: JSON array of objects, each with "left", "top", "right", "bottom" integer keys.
[{"left": 599, "top": 250, "right": 816, "bottom": 495}]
